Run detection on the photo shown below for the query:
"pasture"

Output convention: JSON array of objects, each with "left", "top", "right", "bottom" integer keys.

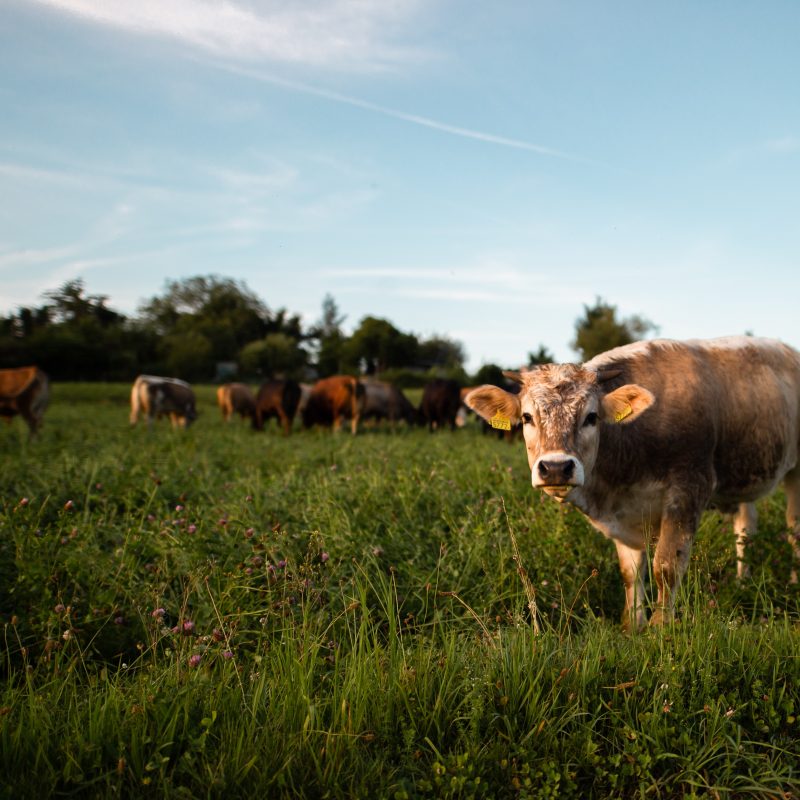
[{"left": 1, "top": 383, "right": 799, "bottom": 798}]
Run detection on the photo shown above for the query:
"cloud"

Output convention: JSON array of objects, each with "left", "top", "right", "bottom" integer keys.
[
  {"left": 214, "top": 61, "right": 586, "bottom": 161},
  {"left": 765, "top": 136, "right": 800, "bottom": 154},
  {"left": 29, "top": 0, "right": 431, "bottom": 72}
]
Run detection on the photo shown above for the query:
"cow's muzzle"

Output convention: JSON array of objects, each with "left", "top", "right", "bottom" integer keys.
[{"left": 532, "top": 453, "right": 584, "bottom": 498}]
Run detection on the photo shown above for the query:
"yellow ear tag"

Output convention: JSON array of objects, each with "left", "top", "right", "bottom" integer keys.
[
  {"left": 614, "top": 404, "right": 633, "bottom": 423},
  {"left": 490, "top": 413, "right": 512, "bottom": 431}
]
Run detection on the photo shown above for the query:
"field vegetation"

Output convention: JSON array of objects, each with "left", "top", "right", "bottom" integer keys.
[{"left": 1, "top": 384, "right": 799, "bottom": 798}]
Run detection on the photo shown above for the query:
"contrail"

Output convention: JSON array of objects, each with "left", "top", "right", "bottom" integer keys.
[{"left": 207, "top": 59, "right": 593, "bottom": 163}]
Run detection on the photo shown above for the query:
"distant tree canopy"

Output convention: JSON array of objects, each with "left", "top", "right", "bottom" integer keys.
[
  {"left": 572, "top": 297, "right": 657, "bottom": 362},
  {"left": 1, "top": 276, "right": 656, "bottom": 384}
]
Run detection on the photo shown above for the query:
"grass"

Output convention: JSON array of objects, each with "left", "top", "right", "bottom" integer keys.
[{"left": 0, "top": 383, "right": 799, "bottom": 798}]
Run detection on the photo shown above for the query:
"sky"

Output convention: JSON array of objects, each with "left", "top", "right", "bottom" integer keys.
[{"left": 1, "top": 1, "right": 799, "bottom": 371}]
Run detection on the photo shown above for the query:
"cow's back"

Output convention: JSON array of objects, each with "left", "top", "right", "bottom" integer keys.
[
  {"left": 0, "top": 366, "right": 49, "bottom": 434},
  {"left": 587, "top": 337, "right": 800, "bottom": 503}
]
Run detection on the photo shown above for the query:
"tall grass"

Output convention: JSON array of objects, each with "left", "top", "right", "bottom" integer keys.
[{"left": 1, "top": 384, "right": 798, "bottom": 797}]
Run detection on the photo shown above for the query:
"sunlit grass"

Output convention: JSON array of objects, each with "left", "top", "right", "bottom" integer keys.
[{"left": 1, "top": 383, "right": 798, "bottom": 797}]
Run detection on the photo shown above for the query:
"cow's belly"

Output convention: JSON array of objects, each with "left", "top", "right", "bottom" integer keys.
[{"left": 570, "top": 482, "right": 666, "bottom": 551}]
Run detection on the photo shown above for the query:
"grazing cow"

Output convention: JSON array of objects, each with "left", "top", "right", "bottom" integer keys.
[
  {"left": 130, "top": 375, "right": 197, "bottom": 429},
  {"left": 253, "top": 379, "right": 302, "bottom": 435},
  {"left": 420, "top": 379, "right": 462, "bottom": 432},
  {"left": 0, "top": 366, "right": 49, "bottom": 436},
  {"left": 217, "top": 383, "right": 256, "bottom": 423},
  {"left": 360, "top": 381, "right": 418, "bottom": 427},
  {"left": 466, "top": 337, "right": 800, "bottom": 630},
  {"left": 302, "top": 375, "right": 365, "bottom": 434}
]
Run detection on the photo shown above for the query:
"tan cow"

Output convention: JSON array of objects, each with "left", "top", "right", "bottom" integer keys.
[
  {"left": 130, "top": 375, "right": 197, "bottom": 429},
  {"left": 217, "top": 383, "right": 256, "bottom": 423},
  {"left": 302, "top": 375, "right": 365, "bottom": 434},
  {"left": 466, "top": 337, "right": 800, "bottom": 630},
  {"left": 0, "top": 366, "right": 49, "bottom": 436}
]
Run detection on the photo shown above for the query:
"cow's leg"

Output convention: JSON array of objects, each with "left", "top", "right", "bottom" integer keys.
[
  {"left": 614, "top": 540, "right": 647, "bottom": 633},
  {"left": 732, "top": 502, "right": 757, "bottom": 580},
  {"left": 650, "top": 503, "right": 698, "bottom": 626},
  {"left": 350, "top": 413, "right": 359, "bottom": 435},
  {"left": 277, "top": 408, "right": 291, "bottom": 436},
  {"left": 784, "top": 468, "right": 800, "bottom": 583}
]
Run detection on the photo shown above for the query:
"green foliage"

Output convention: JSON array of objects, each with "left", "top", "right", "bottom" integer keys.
[
  {"left": 527, "top": 345, "right": 555, "bottom": 366},
  {"left": 471, "top": 363, "right": 507, "bottom": 387},
  {"left": 572, "top": 297, "right": 657, "bottom": 362},
  {"left": 239, "top": 332, "right": 308, "bottom": 379}
]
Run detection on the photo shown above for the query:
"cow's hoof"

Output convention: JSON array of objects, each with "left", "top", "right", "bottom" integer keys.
[{"left": 648, "top": 608, "right": 674, "bottom": 627}]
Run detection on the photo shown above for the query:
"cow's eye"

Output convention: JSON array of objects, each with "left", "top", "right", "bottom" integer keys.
[
  {"left": 521, "top": 413, "right": 533, "bottom": 426},
  {"left": 583, "top": 412, "right": 598, "bottom": 427}
]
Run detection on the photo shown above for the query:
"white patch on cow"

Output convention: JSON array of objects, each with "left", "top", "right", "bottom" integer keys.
[{"left": 578, "top": 481, "right": 666, "bottom": 551}]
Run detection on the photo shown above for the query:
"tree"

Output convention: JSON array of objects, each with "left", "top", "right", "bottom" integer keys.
[
  {"left": 472, "top": 363, "right": 507, "bottom": 386},
  {"left": 527, "top": 344, "right": 555, "bottom": 366},
  {"left": 342, "top": 316, "right": 419, "bottom": 375},
  {"left": 571, "top": 298, "right": 657, "bottom": 362},
  {"left": 240, "top": 333, "right": 307, "bottom": 379},
  {"left": 417, "top": 336, "right": 465, "bottom": 370},
  {"left": 309, "top": 294, "right": 347, "bottom": 377}
]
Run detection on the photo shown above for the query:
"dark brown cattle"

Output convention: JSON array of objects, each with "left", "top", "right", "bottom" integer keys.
[
  {"left": 130, "top": 375, "right": 197, "bottom": 429},
  {"left": 0, "top": 366, "right": 49, "bottom": 436},
  {"left": 360, "top": 381, "right": 418, "bottom": 427},
  {"left": 466, "top": 337, "right": 800, "bottom": 630},
  {"left": 302, "top": 375, "right": 365, "bottom": 434},
  {"left": 217, "top": 383, "right": 256, "bottom": 422},
  {"left": 420, "top": 379, "right": 461, "bottom": 432},
  {"left": 253, "top": 379, "right": 302, "bottom": 435}
]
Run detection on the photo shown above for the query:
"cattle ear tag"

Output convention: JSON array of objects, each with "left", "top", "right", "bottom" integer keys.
[
  {"left": 490, "top": 412, "right": 512, "bottom": 431},
  {"left": 614, "top": 404, "right": 633, "bottom": 423}
]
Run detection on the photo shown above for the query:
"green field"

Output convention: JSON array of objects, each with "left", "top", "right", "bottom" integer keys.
[{"left": 1, "top": 384, "right": 799, "bottom": 798}]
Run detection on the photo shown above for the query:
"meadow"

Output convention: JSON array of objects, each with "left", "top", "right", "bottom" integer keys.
[{"left": 1, "top": 383, "right": 799, "bottom": 799}]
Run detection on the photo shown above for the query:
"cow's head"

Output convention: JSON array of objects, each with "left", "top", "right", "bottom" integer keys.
[
  {"left": 185, "top": 404, "right": 198, "bottom": 427},
  {"left": 465, "top": 366, "right": 654, "bottom": 499}
]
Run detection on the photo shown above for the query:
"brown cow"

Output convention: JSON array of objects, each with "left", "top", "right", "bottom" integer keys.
[
  {"left": 253, "top": 379, "right": 302, "bottom": 435},
  {"left": 420, "top": 379, "right": 461, "bottom": 432},
  {"left": 466, "top": 337, "right": 800, "bottom": 630},
  {"left": 0, "top": 366, "right": 49, "bottom": 436},
  {"left": 217, "top": 383, "right": 256, "bottom": 423},
  {"left": 302, "top": 375, "right": 365, "bottom": 434},
  {"left": 130, "top": 375, "right": 197, "bottom": 429}
]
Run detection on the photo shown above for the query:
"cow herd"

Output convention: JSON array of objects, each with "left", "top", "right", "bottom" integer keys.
[
  {"left": 5, "top": 335, "right": 800, "bottom": 628},
  {"left": 211, "top": 375, "right": 465, "bottom": 435}
]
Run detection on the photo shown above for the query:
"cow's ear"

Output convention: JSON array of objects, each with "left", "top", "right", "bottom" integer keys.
[
  {"left": 600, "top": 384, "right": 655, "bottom": 425},
  {"left": 464, "top": 385, "right": 521, "bottom": 425}
]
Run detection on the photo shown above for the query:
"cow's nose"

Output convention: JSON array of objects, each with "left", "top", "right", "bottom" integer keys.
[{"left": 537, "top": 458, "right": 575, "bottom": 484}]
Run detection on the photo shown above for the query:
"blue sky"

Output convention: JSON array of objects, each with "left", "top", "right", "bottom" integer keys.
[{"left": 2, "top": 1, "right": 799, "bottom": 371}]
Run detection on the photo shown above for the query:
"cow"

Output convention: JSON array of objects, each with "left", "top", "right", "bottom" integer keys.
[
  {"left": 302, "top": 375, "right": 365, "bottom": 434},
  {"left": 420, "top": 379, "right": 462, "bottom": 432},
  {"left": 217, "top": 383, "right": 256, "bottom": 423},
  {"left": 465, "top": 337, "right": 800, "bottom": 631},
  {"left": 253, "top": 379, "right": 302, "bottom": 435},
  {"left": 360, "top": 380, "right": 418, "bottom": 427},
  {"left": 0, "top": 366, "right": 49, "bottom": 436},
  {"left": 130, "top": 375, "right": 197, "bottom": 429}
]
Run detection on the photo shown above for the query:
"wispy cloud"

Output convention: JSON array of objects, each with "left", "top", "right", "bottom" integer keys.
[
  {"left": 213, "top": 61, "right": 587, "bottom": 162},
  {"left": 765, "top": 136, "right": 800, "bottom": 154},
  {"left": 29, "top": 0, "right": 431, "bottom": 72}
]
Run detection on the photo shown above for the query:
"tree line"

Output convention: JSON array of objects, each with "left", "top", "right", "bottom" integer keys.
[{"left": 0, "top": 275, "right": 655, "bottom": 384}]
